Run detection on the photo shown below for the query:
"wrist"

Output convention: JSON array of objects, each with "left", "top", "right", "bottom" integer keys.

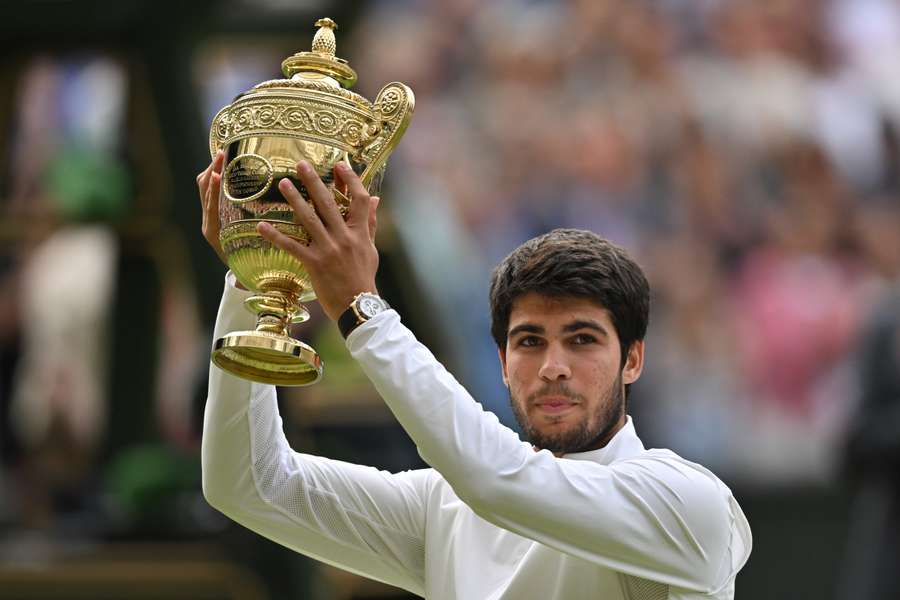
[
  {"left": 325, "top": 284, "right": 378, "bottom": 321},
  {"left": 338, "top": 291, "right": 389, "bottom": 339}
]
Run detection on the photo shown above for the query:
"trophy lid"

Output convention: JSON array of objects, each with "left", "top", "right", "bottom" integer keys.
[{"left": 281, "top": 18, "right": 358, "bottom": 89}]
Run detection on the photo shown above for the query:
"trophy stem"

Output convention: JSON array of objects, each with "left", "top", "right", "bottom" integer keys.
[
  {"left": 257, "top": 314, "right": 289, "bottom": 335},
  {"left": 245, "top": 291, "right": 311, "bottom": 329},
  {"left": 211, "top": 289, "right": 322, "bottom": 386}
]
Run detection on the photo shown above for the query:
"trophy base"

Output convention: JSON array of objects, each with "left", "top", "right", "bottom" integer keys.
[{"left": 212, "top": 331, "right": 323, "bottom": 386}]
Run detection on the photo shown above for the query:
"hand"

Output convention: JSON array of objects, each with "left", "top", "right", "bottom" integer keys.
[
  {"left": 257, "top": 160, "right": 381, "bottom": 322},
  {"left": 197, "top": 150, "right": 227, "bottom": 265}
]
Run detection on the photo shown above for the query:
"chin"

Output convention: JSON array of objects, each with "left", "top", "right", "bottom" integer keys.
[
  {"left": 530, "top": 421, "right": 578, "bottom": 444},
  {"left": 530, "top": 408, "right": 578, "bottom": 425},
  {"left": 533, "top": 416, "right": 574, "bottom": 430}
]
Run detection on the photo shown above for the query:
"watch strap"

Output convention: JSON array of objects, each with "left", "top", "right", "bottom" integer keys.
[{"left": 338, "top": 303, "right": 362, "bottom": 339}]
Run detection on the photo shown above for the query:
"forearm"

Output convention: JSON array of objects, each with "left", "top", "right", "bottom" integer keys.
[
  {"left": 201, "top": 275, "right": 427, "bottom": 593},
  {"left": 201, "top": 273, "right": 257, "bottom": 507}
]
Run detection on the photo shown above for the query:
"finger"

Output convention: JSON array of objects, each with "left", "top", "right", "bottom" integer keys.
[
  {"left": 368, "top": 196, "right": 379, "bottom": 241},
  {"left": 297, "top": 160, "right": 343, "bottom": 229},
  {"left": 336, "top": 171, "right": 348, "bottom": 199},
  {"left": 207, "top": 171, "right": 222, "bottom": 224},
  {"left": 278, "top": 178, "right": 328, "bottom": 242},
  {"left": 213, "top": 149, "right": 225, "bottom": 174},
  {"left": 206, "top": 174, "right": 226, "bottom": 263},
  {"left": 202, "top": 166, "right": 216, "bottom": 231},
  {"left": 337, "top": 162, "right": 371, "bottom": 230},
  {"left": 197, "top": 163, "right": 214, "bottom": 205},
  {"left": 211, "top": 150, "right": 226, "bottom": 195},
  {"left": 257, "top": 222, "right": 311, "bottom": 261},
  {"left": 198, "top": 150, "right": 225, "bottom": 204},
  {"left": 333, "top": 160, "right": 349, "bottom": 199}
]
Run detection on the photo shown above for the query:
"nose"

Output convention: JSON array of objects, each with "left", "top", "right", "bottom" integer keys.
[{"left": 538, "top": 344, "right": 572, "bottom": 382}]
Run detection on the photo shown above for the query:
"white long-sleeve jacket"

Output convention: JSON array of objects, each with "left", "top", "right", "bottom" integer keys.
[{"left": 202, "top": 274, "right": 752, "bottom": 599}]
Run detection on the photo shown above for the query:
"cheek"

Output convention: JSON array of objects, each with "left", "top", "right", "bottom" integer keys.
[
  {"left": 506, "top": 362, "right": 523, "bottom": 389},
  {"left": 504, "top": 352, "right": 520, "bottom": 375},
  {"left": 578, "top": 355, "right": 617, "bottom": 389},
  {"left": 505, "top": 357, "right": 530, "bottom": 392}
]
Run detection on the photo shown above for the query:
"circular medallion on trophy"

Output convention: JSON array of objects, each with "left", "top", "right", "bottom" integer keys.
[{"left": 223, "top": 153, "right": 275, "bottom": 203}]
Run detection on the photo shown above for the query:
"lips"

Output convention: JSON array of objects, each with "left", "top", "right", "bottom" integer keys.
[{"left": 534, "top": 397, "right": 578, "bottom": 413}]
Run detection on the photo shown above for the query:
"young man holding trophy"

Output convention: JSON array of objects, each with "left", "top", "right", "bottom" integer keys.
[
  {"left": 199, "top": 18, "right": 751, "bottom": 600},
  {"left": 198, "top": 157, "right": 752, "bottom": 599}
]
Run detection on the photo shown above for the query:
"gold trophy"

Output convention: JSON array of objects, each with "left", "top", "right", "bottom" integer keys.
[{"left": 209, "top": 18, "right": 414, "bottom": 386}]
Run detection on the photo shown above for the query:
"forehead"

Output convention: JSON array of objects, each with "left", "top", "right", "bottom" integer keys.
[{"left": 508, "top": 292, "right": 616, "bottom": 332}]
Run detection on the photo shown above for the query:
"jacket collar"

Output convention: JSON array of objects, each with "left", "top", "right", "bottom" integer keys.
[{"left": 561, "top": 416, "right": 645, "bottom": 465}]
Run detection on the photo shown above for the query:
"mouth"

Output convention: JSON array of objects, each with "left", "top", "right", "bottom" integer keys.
[{"left": 534, "top": 397, "right": 579, "bottom": 414}]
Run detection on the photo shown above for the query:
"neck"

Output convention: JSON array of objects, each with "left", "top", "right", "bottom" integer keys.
[{"left": 557, "top": 412, "right": 627, "bottom": 457}]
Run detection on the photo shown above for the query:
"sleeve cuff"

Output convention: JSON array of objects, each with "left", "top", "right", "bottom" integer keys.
[
  {"left": 224, "top": 270, "right": 252, "bottom": 294},
  {"left": 213, "top": 271, "right": 257, "bottom": 339},
  {"left": 344, "top": 309, "right": 400, "bottom": 350}
]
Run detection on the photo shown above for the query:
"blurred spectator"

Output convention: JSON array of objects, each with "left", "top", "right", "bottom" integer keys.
[
  {"left": 837, "top": 277, "right": 900, "bottom": 600},
  {"left": 1, "top": 52, "right": 207, "bottom": 538},
  {"left": 2, "top": 56, "right": 128, "bottom": 530}
]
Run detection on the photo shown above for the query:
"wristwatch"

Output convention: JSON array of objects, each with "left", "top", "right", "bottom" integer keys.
[{"left": 338, "top": 292, "right": 390, "bottom": 339}]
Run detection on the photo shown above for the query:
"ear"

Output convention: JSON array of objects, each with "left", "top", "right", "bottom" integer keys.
[
  {"left": 622, "top": 340, "right": 644, "bottom": 385},
  {"left": 497, "top": 346, "right": 509, "bottom": 387}
]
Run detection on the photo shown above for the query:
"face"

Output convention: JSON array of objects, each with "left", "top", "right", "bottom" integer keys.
[{"left": 498, "top": 292, "right": 644, "bottom": 455}]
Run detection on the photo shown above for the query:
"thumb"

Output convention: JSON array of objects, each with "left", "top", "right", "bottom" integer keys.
[{"left": 368, "top": 196, "right": 380, "bottom": 241}]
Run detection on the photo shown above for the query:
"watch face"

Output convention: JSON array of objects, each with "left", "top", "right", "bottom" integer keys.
[{"left": 357, "top": 294, "right": 387, "bottom": 319}]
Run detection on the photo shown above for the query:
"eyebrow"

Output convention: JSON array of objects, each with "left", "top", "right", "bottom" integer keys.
[
  {"left": 563, "top": 320, "right": 609, "bottom": 337},
  {"left": 508, "top": 323, "right": 544, "bottom": 339},
  {"left": 508, "top": 320, "right": 610, "bottom": 339}
]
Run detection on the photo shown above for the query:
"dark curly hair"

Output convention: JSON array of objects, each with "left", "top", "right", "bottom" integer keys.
[{"left": 489, "top": 229, "right": 650, "bottom": 374}]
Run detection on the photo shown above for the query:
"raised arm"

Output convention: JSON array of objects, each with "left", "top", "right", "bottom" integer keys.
[
  {"left": 201, "top": 274, "right": 430, "bottom": 594},
  {"left": 198, "top": 154, "right": 429, "bottom": 594}
]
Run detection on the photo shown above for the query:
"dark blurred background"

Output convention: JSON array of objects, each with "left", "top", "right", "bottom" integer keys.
[{"left": 1, "top": 0, "right": 899, "bottom": 598}]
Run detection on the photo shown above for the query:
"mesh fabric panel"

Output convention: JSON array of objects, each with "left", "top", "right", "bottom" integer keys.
[{"left": 622, "top": 574, "right": 669, "bottom": 600}]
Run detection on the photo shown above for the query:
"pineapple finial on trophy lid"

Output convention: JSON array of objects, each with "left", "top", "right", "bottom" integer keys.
[
  {"left": 312, "top": 18, "right": 337, "bottom": 56},
  {"left": 281, "top": 17, "right": 357, "bottom": 89}
]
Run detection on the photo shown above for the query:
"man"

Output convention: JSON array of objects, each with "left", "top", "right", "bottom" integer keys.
[{"left": 198, "top": 155, "right": 752, "bottom": 599}]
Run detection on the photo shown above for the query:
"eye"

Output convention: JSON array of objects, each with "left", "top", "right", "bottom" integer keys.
[
  {"left": 571, "top": 333, "right": 598, "bottom": 345},
  {"left": 516, "top": 335, "right": 543, "bottom": 348}
]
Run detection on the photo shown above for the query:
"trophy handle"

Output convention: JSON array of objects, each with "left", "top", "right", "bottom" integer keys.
[{"left": 359, "top": 82, "right": 415, "bottom": 188}]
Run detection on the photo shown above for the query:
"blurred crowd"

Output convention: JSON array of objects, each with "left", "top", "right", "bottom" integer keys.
[
  {"left": 1, "top": 0, "right": 899, "bottom": 571},
  {"left": 0, "top": 54, "right": 208, "bottom": 545},
  {"left": 350, "top": 0, "right": 900, "bottom": 484}
]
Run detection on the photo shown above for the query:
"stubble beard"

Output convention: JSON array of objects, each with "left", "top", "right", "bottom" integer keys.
[{"left": 509, "top": 372, "right": 625, "bottom": 455}]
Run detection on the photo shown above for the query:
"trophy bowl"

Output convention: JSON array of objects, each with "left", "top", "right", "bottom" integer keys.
[{"left": 209, "top": 18, "right": 414, "bottom": 386}]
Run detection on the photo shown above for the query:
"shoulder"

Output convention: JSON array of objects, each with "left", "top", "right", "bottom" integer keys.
[
  {"left": 613, "top": 448, "right": 752, "bottom": 583},
  {"left": 624, "top": 448, "right": 730, "bottom": 485},
  {"left": 615, "top": 447, "right": 729, "bottom": 485},
  {"left": 613, "top": 448, "right": 735, "bottom": 515}
]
